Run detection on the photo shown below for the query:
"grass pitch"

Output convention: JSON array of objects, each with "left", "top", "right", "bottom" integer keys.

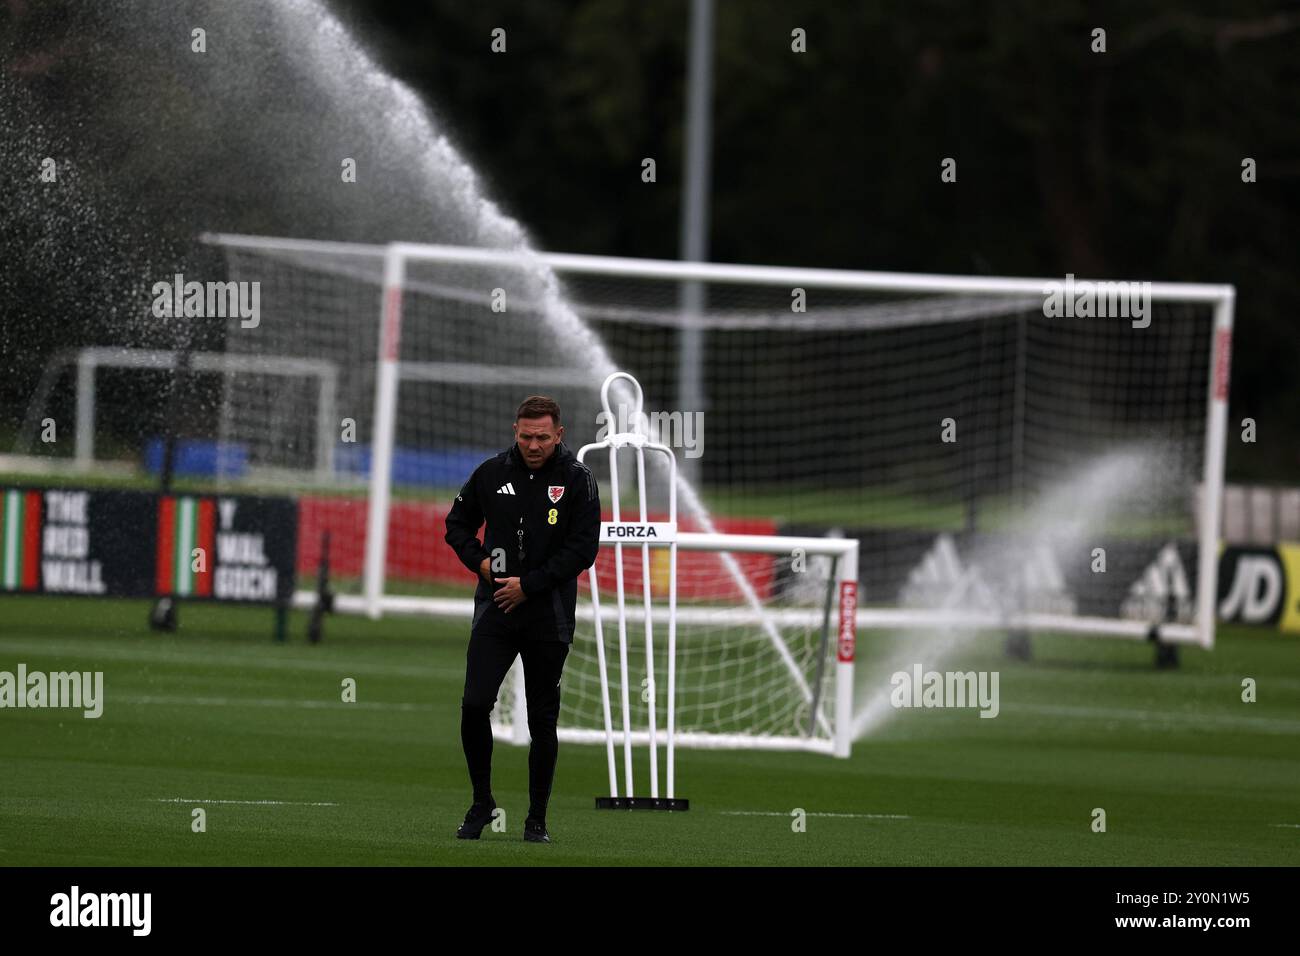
[{"left": 0, "top": 595, "right": 1297, "bottom": 866}]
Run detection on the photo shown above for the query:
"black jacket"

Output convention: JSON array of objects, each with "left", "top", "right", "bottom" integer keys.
[{"left": 444, "top": 440, "right": 601, "bottom": 641}]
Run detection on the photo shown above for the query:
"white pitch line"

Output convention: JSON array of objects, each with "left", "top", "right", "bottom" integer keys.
[
  {"left": 118, "top": 694, "right": 432, "bottom": 712},
  {"left": 1269, "top": 823, "right": 1300, "bottom": 829},
  {"left": 153, "top": 798, "right": 339, "bottom": 807},
  {"left": 1004, "top": 702, "right": 1300, "bottom": 735},
  {"left": 720, "top": 811, "right": 911, "bottom": 819},
  {"left": 0, "top": 637, "right": 458, "bottom": 680}
]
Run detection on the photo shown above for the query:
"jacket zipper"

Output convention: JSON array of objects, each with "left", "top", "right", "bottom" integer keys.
[{"left": 518, "top": 467, "right": 540, "bottom": 564}]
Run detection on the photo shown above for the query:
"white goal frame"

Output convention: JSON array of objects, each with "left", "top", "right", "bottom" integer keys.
[
  {"left": 66, "top": 346, "right": 339, "bottom": 481},
  {"left": 201, "top": 233, "right": 1234, "bottom": 650},
  {"left": 500, "top": 529, "right": 861, "bottom": 760}
]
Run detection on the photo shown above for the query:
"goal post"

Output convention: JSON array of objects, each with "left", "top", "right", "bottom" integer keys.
[
  {"left": 363, "top": 245, "right": 405, "bottom": 619},
  {"left": 195, "top": 233, "right": 1233, "bottom": 661},
  {"left": 1198, "top": 292, "right": 1234, "bottom": 649}
]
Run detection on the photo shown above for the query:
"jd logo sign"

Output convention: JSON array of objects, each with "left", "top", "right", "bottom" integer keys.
[{"left": 1218, "top": 549, "right": 1284, "bottom": 626}]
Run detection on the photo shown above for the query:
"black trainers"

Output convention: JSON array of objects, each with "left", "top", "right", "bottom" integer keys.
[
  {"left": 523, "top": 817, "right": 550, "bottom": 843},
  {"left": 456, "top": 800, "right": 496, "bottom": 840}
]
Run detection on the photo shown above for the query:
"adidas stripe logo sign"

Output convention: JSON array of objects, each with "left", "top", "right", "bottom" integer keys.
[
  {"left": 900, "top": 534, "right": 1076, "bottom": 615},
  {"left": 1013, "top": 544, "right": 1077, "bottom": 616},
  {"left": 496, "top": 483, "right": 516, "bottom": 495},
  {"left": 900, "top": 533, "right": 1000, "bottom": 613},
  {"left": 1122, "top": 542, "right": 1192, "bottom": 622}
]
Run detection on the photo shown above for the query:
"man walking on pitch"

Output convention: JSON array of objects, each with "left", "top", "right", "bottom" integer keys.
[{"left": 444, "top": 396, "right": 601, "bottom": 843}]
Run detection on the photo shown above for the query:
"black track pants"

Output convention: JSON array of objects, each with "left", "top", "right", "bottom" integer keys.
[{"left": 460, "top": 624, "right": 570, "bottom": 822}]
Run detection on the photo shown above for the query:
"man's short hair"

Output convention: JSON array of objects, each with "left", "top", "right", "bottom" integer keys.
[{"left": 516, "top": 395, "right": 561, "bottom": 427}]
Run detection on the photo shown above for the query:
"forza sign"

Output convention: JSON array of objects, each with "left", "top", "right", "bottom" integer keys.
[{"left": 600, "top": 521, "right": 677, "bottom": 543}]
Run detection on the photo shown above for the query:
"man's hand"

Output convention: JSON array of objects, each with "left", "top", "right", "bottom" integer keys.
[
  {"left": 479, "top": 557, "right": 492, "bottom": 583},
  {"left": 493, "top": 576, "right": 526, "bottom": 613}
]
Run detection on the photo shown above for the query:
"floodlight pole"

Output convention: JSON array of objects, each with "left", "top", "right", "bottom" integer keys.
[{"left": 676, "top": 0, "right": 714, "bottom": 487}]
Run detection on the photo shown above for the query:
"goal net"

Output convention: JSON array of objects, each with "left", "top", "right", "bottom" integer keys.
[
  {"left": 196, "top": 235, "right": 1230, "bottom": 666},
  {"left": 493, "top": 525, "right": 860, "bottom": 759}
]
